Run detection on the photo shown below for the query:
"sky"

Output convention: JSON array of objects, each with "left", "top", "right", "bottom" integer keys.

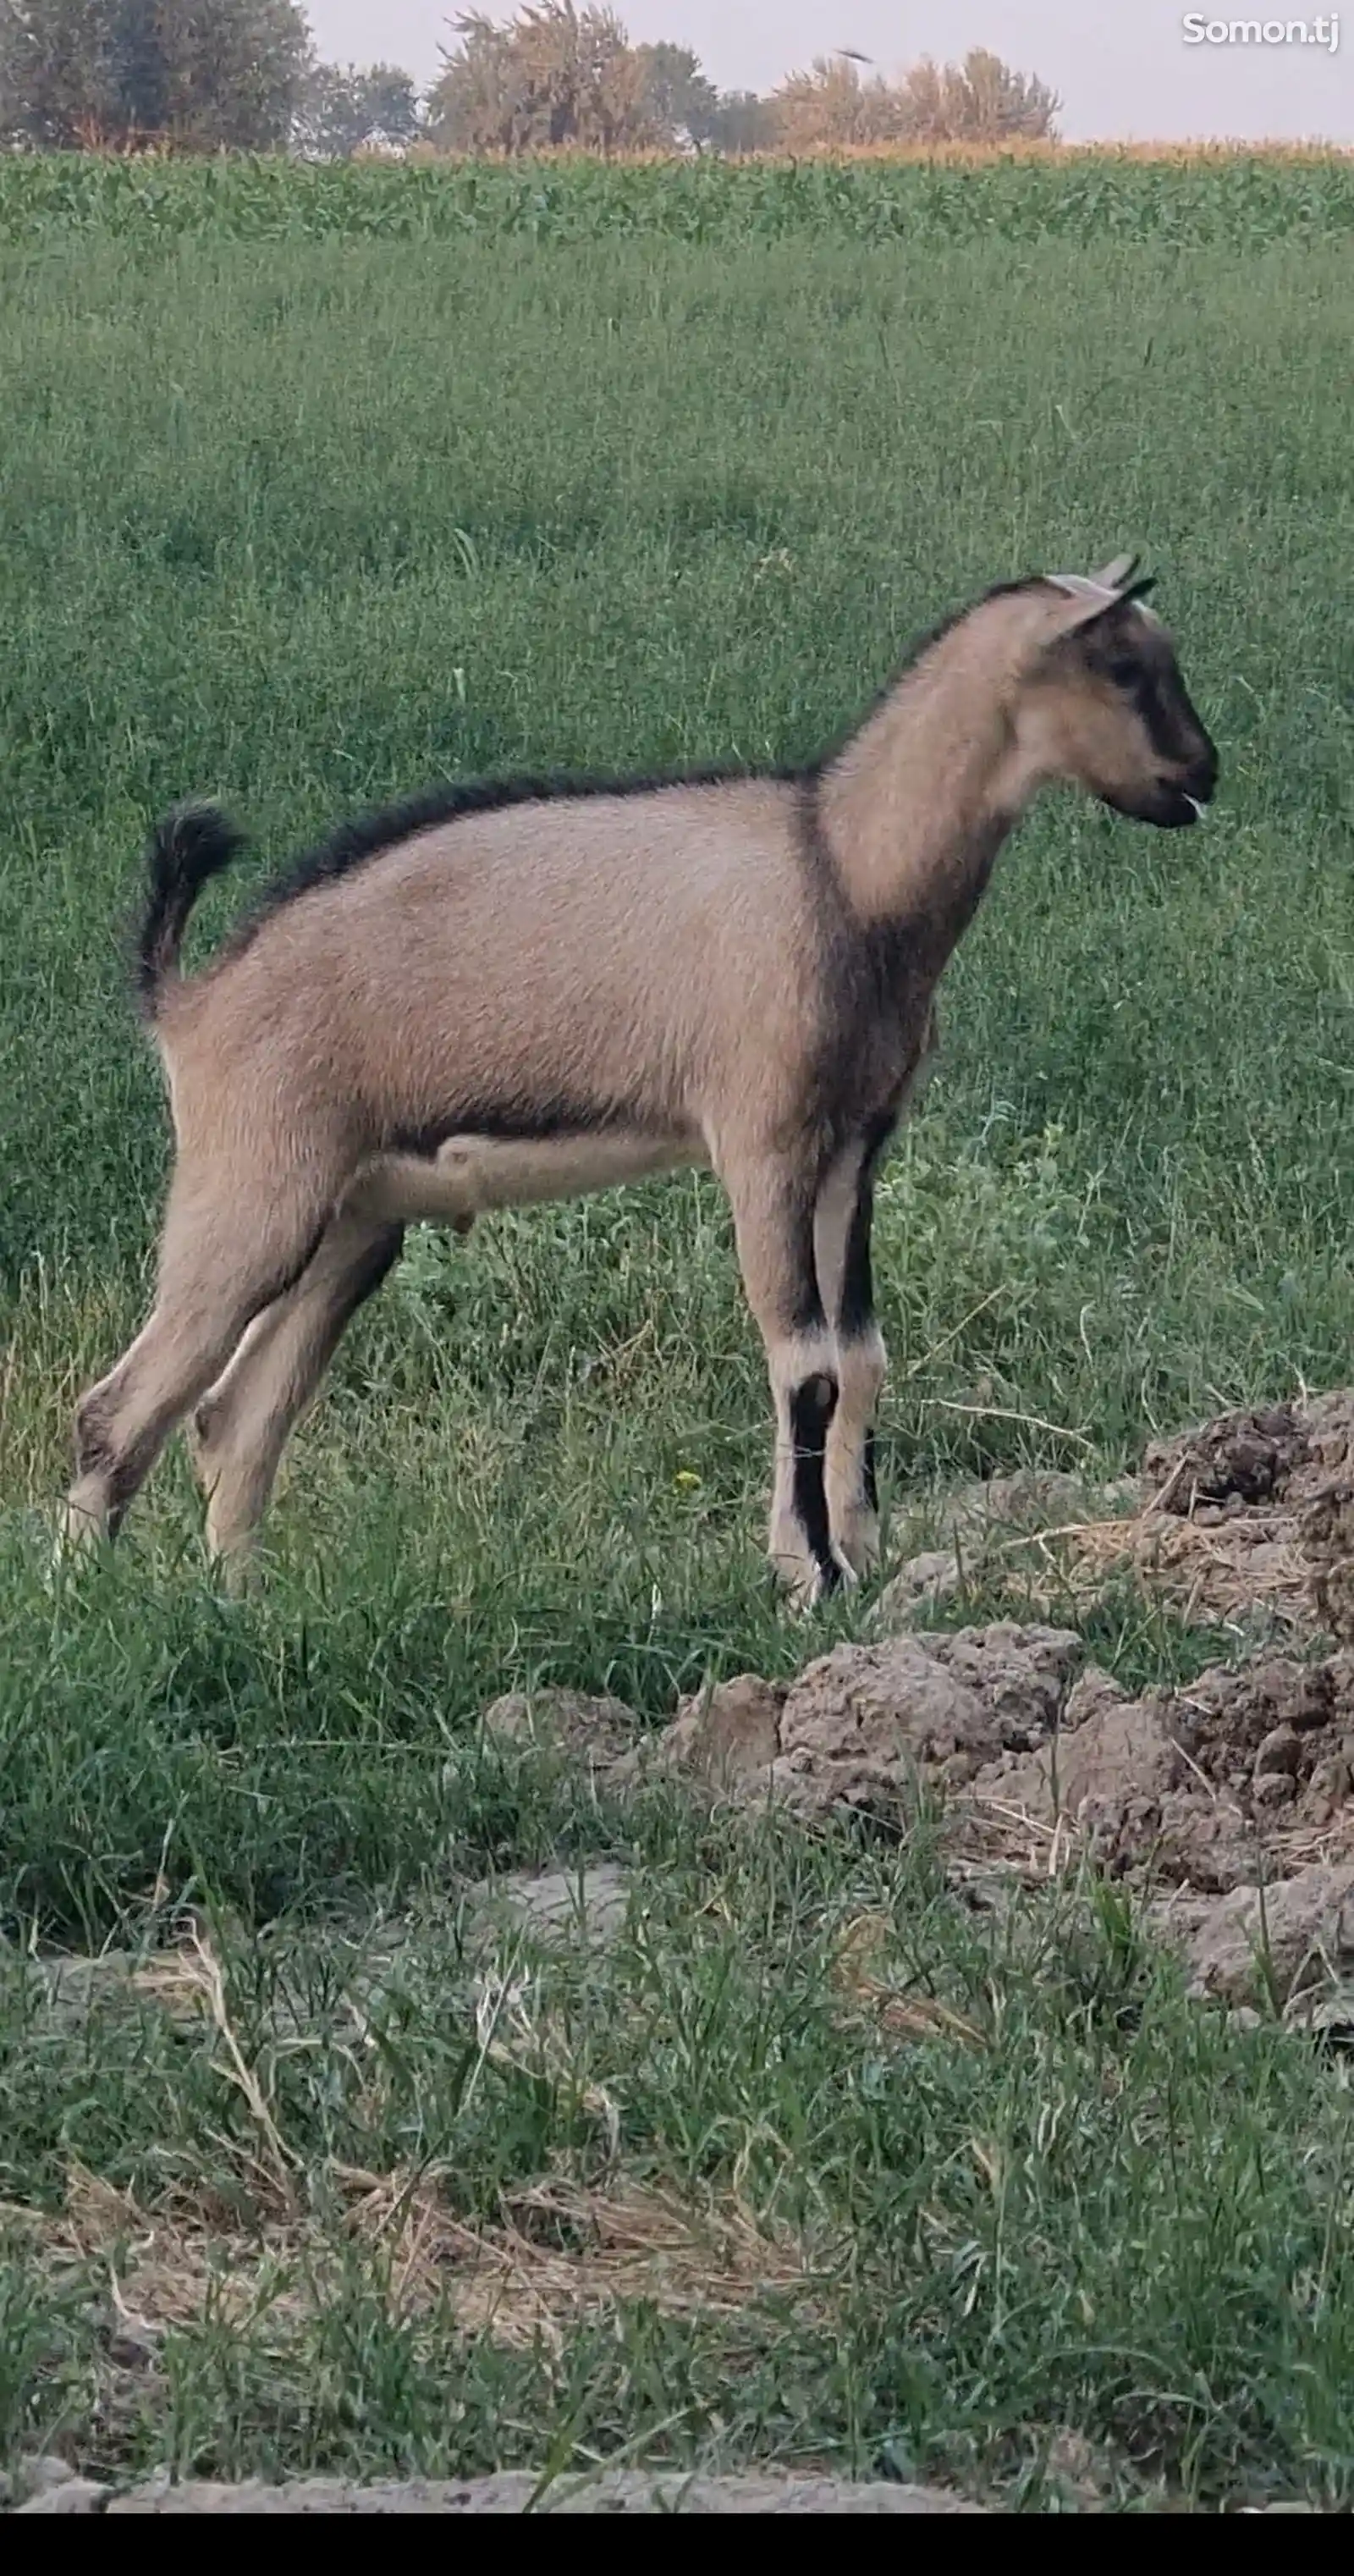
[{"left": 301, "top": 1, "right": 1353, "bottom": 141}]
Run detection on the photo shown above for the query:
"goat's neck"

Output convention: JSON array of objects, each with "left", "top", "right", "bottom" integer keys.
[{"left": 817, "top": 615, "right": 1049, "bottom": 974}]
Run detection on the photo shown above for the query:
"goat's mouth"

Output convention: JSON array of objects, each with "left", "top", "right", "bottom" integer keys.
[{"left": 1101, "top": 777, "right": 1213, "bottom": 830}]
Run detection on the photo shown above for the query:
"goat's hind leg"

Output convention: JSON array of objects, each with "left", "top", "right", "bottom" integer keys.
[
  {"left": 62, "top": 1172, "right": 333, "bottom": 1552},
  {"left": 189, "top": 1206, "right": 404, "bottom": 1570}
]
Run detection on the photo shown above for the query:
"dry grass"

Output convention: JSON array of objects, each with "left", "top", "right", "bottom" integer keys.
[
  {"left": 403, "top": 141, "right": 1354, "bottom": 168},
  {"left": 343, "top": 2169, "right": 828, "bottom": 2352},
  {"left": 832, "top": 1912, "right": 988, "bottom": 2044},
  {"left": 779, "top": 140, "right": 1354, "bottom": 165},
  {"left": 988, "top": 1509, "right": 1316, "bottom": 1631},
  {"left": 3, "top": 2160, "right": 825, "bottom": 2363},
  {"left": 5, "top": 1915, "right": 825, "bottom": 2364},
  {"left": 4, "top": 2165, "right": 321, "bottom": 2338}
]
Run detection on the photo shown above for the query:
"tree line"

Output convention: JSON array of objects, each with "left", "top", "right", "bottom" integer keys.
[{"left": 0, "top": 2, "right": 1061, "bottom": 158}]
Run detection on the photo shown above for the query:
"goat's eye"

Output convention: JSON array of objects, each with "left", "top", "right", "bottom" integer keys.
[{"left": 1105, "top": 658, "right": 1141, "bottom": 691}]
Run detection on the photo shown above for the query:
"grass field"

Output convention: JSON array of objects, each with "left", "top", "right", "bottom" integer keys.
[{"left": 1, "top": 159, "right": 1353, "bottom": 2507}]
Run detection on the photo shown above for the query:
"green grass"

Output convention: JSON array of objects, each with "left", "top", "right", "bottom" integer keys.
[{"left": 1, "top": 193, "right": 1352, "bottom": 2507}]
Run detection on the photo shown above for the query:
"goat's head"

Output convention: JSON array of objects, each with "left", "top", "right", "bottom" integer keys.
[{"left": 1011, "top": 555, "right": 1219, "bottom": 830}]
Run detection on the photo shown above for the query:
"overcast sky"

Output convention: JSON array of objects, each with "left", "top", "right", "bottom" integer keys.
[{"left": 302, "top": 1, "right": 1352, "bottom": 141}]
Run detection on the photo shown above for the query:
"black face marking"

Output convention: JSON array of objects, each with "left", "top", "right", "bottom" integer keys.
[
  {"left": 1086, "top": 615, "right": 1216, "bottom": 779},
  {"left": 1126, "top": 666, "right": 1186, "bottom": 764},
  {"left": 790, "top": 1371, "right": 840, "bottom": 1589}
]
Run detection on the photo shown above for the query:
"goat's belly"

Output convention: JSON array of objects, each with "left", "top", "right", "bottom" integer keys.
[{"left": 346, "top": 1129, "right": 704, "bottom": 1226}]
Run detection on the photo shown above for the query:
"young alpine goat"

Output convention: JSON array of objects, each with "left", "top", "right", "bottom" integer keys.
[{"left": 64, "top": 554, "right": 1217, "bottom": 1599}]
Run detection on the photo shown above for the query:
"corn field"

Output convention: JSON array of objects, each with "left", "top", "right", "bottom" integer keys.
[{"left": 1, "top": 145, "right": 1351, "bottom": 245}]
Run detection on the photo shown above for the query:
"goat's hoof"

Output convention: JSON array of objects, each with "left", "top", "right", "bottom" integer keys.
[
  {"left": 44, "top": 1498, "right": 107, "bottom": 1595},
  {"left": 53, "top": 1496, "right": 106, "bottom": 1557},
  {"left": 830, "top": 1511, "right": 881, "bottom": 1580},
  {"left": 205, "top": 1540, "right": 262, "bottom": 1599},
  {"left": 773, "top": 1552, "right": 856, "bottom": 1616}
]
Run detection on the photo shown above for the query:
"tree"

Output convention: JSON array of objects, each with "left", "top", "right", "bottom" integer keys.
[
  {"left": 702, "top": 88, "right": 773, "bottom": 156},
  {"left": 296, "top": 59, "right": 421, "bottom": 158},
  {"left": 898, "top": 49, "right": 1060, "bottom": 145},
  {"left": 771, "top": 45, "right": 1061, "bottom": 152},
  {"left": 633, "top": 39, "right": 718, "bottom": 146},
  {"left": 427, "top": 3, "right": 657, "bottom": 155},
  {"left": 0, "top": 0, "right": 110, "bottom": 146},
  {"left": 425, "top": 8, "right": 773, "bottom": 159},
  {"left": 0, "top": 0, "right": 312, "bottom": 151},
  {"left": 771, "top": 55, "right": 907, "bottom": 152},
  {"left": 422, "top": 11, "right": 512, "bottom": 152}
]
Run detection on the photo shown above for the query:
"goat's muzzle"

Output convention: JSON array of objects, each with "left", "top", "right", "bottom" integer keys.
[{"left": 1108, "top": 742, "right": 1219, "bottom": 831}]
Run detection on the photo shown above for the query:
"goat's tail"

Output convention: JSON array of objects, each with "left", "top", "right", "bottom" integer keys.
[{"left": 135, "top": 802, "right": 245, "bottom": 1021}]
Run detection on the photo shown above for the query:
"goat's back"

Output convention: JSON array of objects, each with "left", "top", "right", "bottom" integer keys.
[{"left": 158, "top": 775, "right": 824, "bottom": 1151}]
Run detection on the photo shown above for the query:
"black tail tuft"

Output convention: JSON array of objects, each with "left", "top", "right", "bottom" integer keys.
[{"left": 135, "top": 802, "right": 245, "bottom": 1019}]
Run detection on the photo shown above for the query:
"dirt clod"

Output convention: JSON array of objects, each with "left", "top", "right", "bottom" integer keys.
[
  {"left": 1302, "top": 1483, "right": 1354, "bottom": 1643},
  {"left": 478, "top": 1689, "right": 640, "bottom": 1777},
  {"left": 1149, "top": 1861, "right": 1354, "bottom": 2007},
  {"left": 971, "top": 1650, "right": 1354, "bottom": 1893},
  {"left": 466, "top": 1865, "right": 631, "bottom": 1950},
  {"left": 1144, "top": 1404, "right": 1310, "bottom": 1511},
  {"left": 654, "top": 1674, "right": 786, "bottom": 1790},
  {"left": 921, "top": 1387, "right": 1354, "bottom": 1636},
  {"left": 654, "top": 1624, "right": 1083, "bottom": 1822}
]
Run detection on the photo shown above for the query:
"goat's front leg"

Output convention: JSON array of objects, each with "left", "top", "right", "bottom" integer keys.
[
  {"left": 814, "top": 1132, "right": 889, "bottom": 1579},
  {"left": 723, "top": 1150, "right": 845, "bottom": 1605}
]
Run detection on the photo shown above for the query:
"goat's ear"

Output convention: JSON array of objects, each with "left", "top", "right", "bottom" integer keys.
[
  {"left": 1037, "top": 572, "right": 1126, "bottom": 638},
  {"left": 1089, "top": 552, "right": 1139, "bottom": 591}
]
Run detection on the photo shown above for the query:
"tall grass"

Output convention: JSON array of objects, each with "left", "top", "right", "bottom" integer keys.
[{"left": 0, "top": 204, "right": 1351, "bottom": 2502}]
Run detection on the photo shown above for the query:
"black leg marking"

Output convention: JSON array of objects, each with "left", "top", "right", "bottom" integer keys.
[
  {"left": 834, "top": 1117, "right": 890, "bottom": 1527},
  {"left": 788, "top": 1192, "right": 830, "bottom": 1338},
  {"left": 790, "top": 1370, "right": 840, "bottom": 1590},
  {"left": 71, "top": 1398, "right": 151, "bottom": 1539},
  {"left": 73, "top": 1397, "right": 114, "bottom": 1486},
  {"left": 839, "top": 1181, "right": 875, "bottom": 1340},
  {"left": 839, "top": 1109, "right": 893, "bottom": 1341}
]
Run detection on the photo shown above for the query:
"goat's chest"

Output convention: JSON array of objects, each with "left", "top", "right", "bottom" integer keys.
[{"left": 812, "top": 966, "right": 939, "bottom": 1136}]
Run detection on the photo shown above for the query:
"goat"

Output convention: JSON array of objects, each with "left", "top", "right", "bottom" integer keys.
[{"left": 63, "top": 554, "right": 1218, "bottom": 1599}]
